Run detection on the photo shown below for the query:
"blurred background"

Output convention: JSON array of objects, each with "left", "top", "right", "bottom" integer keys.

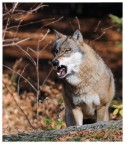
[{"left": 3, "top": 3, "right": 122, "bottom": 134}]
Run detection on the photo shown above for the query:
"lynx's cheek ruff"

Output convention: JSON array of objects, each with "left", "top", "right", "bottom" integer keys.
[{"left": 57, "top": 52, "right": 83, "bottom": 78}]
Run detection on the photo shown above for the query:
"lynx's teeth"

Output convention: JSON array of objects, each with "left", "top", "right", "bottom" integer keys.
[
  {"left": 57, "top": 72, "right": 60, "bottom": 75},
  {"left": 57, "top": 65, "right": 67, "bottom": 78}
]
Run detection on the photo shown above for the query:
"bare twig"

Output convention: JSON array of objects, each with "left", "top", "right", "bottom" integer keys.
[
  {"left": 11, "top": 3, "right": 19, "bottom": 13},
  {"left": 35, "top": 29, "right": 51, "bottom": 119},
  {"left": 91, "top": 31, "right": 106, "bottom": 43},
  {"left": 3, "top": 80, "right": 36, "bottom": 130},
  {"left": 40, "top": 16, "right": 64, "bottom": 29},
  {"left": 3, "top": 3, "right": 47, "bottom": 36},
  {"left": 39, "top": 29, "right": 50, "bottom": 42},
  {"left": 11, "top": 58, "right": 23, "bottom": 80},
  {"left": 90, "top": 24, "right": 116, "bottom": 44},
  {"left": 12, "top": 17, "right": 24, "bottom": 41},
  {"left": 29, "top": 3, "right": 47, "bottom": 12},
  {"left": 3, "top": 3, "right": 19, "bottom": 40},
  {"left": 3, "top": 38, "right": 19, "bottom": 42},
  {"left": 39, "top": 40, "right": 52, "bottom": 54},
  {"left": 75, "top": 16, "right": 80, "bottom": 30},
  {"left": 41, "top": 67, "right": 53, "bottom": 86},
  {"left": 94, "top": 20, "right": 101, "bottom": 32},
  {"left": 101, "top": 25, "right": 115, "bottom": 31},
  {"left": 3, "top": 3, "right": 56, "bottom": 129},
  {"left": 41, "top": 18, "right": 55, "bottom": 22},
  {"left": 17, "top": 64, "right": 29, "bottom": 95},
  {"left": 3, "top": 37, "right": 31, "bottom": 47},
  {"left": 3, "top": 64, "right": 37, "bottom": 92},
  {"left": 16, "top": 37, "right": 31, "bottom": 45},
  {"left": 69, "top": 19, "right": 75, "bottom": 32},
  {"left": 27, "top": 47, "right": 37, "bottom": 54},
  {"left": 29, "top": 3, "right": 40, "bottom": 10},
  {"left": 3, "top": 17, "right": 10, "bottom": 40},
  {"left": 5, "top": 18, "right": 56, "bottom": 30},
  {"left": 15, "top": 44, "right": 36, "bottom": 66},
  {"left": 36, "top": 40, "right": 40, "bottom": 118}
]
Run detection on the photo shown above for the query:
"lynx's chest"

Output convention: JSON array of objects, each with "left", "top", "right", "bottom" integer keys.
[
  {"left": 73, "top": 94, "right": 100, "bottom": 106},
  {"left": 73, "top": 94, "right": 100, "bottom": 116}
]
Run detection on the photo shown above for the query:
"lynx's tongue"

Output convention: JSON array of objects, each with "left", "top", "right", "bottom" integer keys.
[{"left": 57, "top": 65, "right": 67, "bottom": 78}]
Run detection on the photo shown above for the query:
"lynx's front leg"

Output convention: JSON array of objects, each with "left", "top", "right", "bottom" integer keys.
[
  {"left": 72, "top": 107, "right": 83, "bottom": 125},
  {"left": 65, "top": 106, "right": 83, "bottom": 126},
  {"left": 96, "top": 104, "right": 109, "bottom": 122}
]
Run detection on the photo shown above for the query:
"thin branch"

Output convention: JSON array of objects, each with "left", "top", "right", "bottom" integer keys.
[
  {"left": 29, "top": 3, "right": 40, "bottom": 10},
  {"left": 75, "top": 16, "right": 80, "bottom": 30},
  {"left": 3, "top": 65, "right": 37, "bottom": 92},
  {"left": 6, "top": 18, "right": 55, "bottom": 30},
  {"left": 3, "top": 17, "right": 10, "bottom": 40},
  {"left": 13, "top": 18, "right": 23, "bottom": 41},
  {"left": 39, "top": 29, "right": 50, "bottom": 42},
  {"left": 3, "top": 38, "right": 19, "bottom": 42},
  {"left": 11, "top": 58, "right": 23, "bottom": 80},
  {"left": 27, "top": 47, "right": 37, "bottom": 54},
  {"left": 101, "top": 25, "right": 115, "bottom": 31},
  {"left": 12, "top": 58, "right": 23, "bottom": 70},
  {"left": 29, "top": 3, "right": 48, "bottom": 12},
  {"left": 41, "top": 67, "right": 53, "bottom": 86},
  {"left": 3, "top": 80, "right": 36, "bottom": 130},
  {"left": 3, "top": 4, "right": 48, "bottom": 31},
  {"left": 11, "top": 3, "right": 19, "bottom": 13},
  {"left": 40, "top": 16, "right": 64, "bottom": 29},
  {"left": 17, "top": 64, "right": 29, "bottom": 95},
  {"left": 6, "top": 4, "right": 45, "bottom": 19},
  {"left": 34, "top": 29, "right": 51, "bottom": 120},
  {"left": 90, "top": 24, "right": 115, "bottom": 44},
  {"left": 15, "top": 44, "right": 36, "bottom": 66},
  {"left": 94, "top": 20, "right": 101, "bottom": 32},
  {"left": 41, "top": 18, "right": 55, "bottom": 22},
  {"left": 91, "top": 31, "right": 106, "bottom": 43},
  {"left": 3, "top": 3, "right": 8, "bottom": 12},
  {"left": 36, "top": 40, "right": 40, "bottom": 119},
  {"left": 14, "top": 33, "right": 30, "bottom": 45},
  {"left": 3, "top": 37, "right": 31, "bottom": 47},
  {"left": 2, "top": 3, "right": 19, "bottom": 40},
  {"left": 35, "top": 29, "right": 50, "bottom": 119},
  {"left": 69, "top": 19, "right": 75, "bottom": 32},
  {"left": 39, "top": 40, "right": 52, "bottom": 54}
]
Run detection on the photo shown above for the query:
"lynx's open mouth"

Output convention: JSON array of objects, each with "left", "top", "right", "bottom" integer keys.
[{"left": 57, "top": 65, "right": 67, "bottom": 78}]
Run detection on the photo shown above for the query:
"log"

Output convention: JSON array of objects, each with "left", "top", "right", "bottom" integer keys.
[{"left": 3, "top": 120, "right": 122, "bottom": 142}]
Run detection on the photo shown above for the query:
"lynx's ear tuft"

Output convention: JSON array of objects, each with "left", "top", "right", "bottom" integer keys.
[
  {"left": 72, "top": 29, "right": 83, "bottom": 43},
  {"left": 54, "top": 29, "right": 66, "bottom": 40}
]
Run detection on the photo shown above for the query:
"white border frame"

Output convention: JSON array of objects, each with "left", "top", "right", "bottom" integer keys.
[{"left": 1, "top": 1, "right": 124, "bottom": 144}]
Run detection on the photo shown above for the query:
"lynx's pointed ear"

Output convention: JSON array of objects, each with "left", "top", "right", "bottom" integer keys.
[
  {"left": 72, "top": 29, "right": 83, "bottom": 43},
  {"left": 54, "top": 29, "right": 66, "bottom": 40}
]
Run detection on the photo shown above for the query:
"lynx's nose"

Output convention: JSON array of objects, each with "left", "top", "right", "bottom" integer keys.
[{"left": 52, "top": 59, "right": 59, "bottom": 67}]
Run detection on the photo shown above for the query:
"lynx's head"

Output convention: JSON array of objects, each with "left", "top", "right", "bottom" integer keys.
[{"left": 52, "top": 29, "right": 84, "bottom": 79}]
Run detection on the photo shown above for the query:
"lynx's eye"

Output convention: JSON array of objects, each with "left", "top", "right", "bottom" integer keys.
[
  {"left": 55, "top": 49, "right": 58, "bottom": 54},
  {"left": 52, "top": 48, "right": 58, "bottom": 56},
  {"left": 65, "top": 48, "right": 71, "bottom": 53},
  {"left": 60, "top": 48, "right": 71, "bottom": 55}
]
